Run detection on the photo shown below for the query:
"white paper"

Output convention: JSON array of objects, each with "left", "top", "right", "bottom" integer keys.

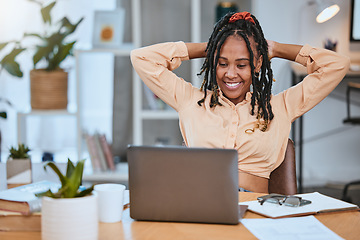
[
  {"left": 242, "top": 192, "right": 358, "bottom": 218},
  {"left": 241, "top": 215, "right": 344, "bottom": 240}
]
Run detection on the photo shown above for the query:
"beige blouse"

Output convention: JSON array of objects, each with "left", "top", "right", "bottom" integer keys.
[{"left": 131, "top": 41, "right": 350, "bottom": 179}]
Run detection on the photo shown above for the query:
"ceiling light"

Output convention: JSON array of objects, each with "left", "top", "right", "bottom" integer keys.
[{"left": 315, "top": 0, "right": 340, "bottom": 23}]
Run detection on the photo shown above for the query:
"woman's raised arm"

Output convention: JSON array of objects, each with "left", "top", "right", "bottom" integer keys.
[
  {"left": 185, "top": 42, "right": 207, "bottom": 59},
  {"left": 267, "top": 40, "right": 302, "bottom": 62}
]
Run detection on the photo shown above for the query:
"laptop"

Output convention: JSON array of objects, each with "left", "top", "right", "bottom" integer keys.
[{"left": 127, "top": 145, "right": 240, "bottom": 225}]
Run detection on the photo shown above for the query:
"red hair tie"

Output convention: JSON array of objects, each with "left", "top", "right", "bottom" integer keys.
[{"left": 229, "top": 12, "right": 255, "bottom": 24}]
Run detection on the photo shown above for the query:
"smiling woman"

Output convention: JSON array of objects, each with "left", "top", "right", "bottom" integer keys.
[{"left": 131, "top": 11, "right": 350, "bottom": 193}]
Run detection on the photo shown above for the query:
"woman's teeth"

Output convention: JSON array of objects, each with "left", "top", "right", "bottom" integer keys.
[{"left": 225, "top": 82, "right": 240, "bottom": 87}]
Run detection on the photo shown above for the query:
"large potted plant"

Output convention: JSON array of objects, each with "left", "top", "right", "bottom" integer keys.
[
  {"left": 0, "top": 0, "right": 83, "bottom": 110},
  {"left": 37, "top": 159, "right": 97, "bottom": 240},
  {"left": 6, "top": 143, "right": 32, "bottom": 184}
]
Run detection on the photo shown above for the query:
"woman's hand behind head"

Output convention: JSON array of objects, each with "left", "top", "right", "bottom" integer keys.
[{"left": 266, "top": 40, "right": 276, "bottom": 60}]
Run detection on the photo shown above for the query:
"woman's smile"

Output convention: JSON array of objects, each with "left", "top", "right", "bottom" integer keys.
[{"left": 224, "top": 81, "right": 242, "bottom": 88}]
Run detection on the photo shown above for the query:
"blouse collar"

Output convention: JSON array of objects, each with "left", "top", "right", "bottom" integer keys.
[{"left": 218, "top": 90, "right": 252, "bottom": 106}]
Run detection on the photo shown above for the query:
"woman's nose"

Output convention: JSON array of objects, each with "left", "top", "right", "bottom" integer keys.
[{"left": 225, "top": 66, "right": 236, "bottom": 78}]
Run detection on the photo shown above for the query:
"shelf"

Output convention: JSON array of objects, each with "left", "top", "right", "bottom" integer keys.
[
  {"left": 83, "top": 163, "right": 128, "bottom": 183},
  {"left": 141, "top": 110, "right": 178, "bottom": 120},
  {"left": 18, "top": 110, "right": 77, "bottom": 117},
  {"left": 75, "top": 43, "right": 135, "bottom": 56},
  {"left": 16, "top": 111, "right": 80, "bottom": 162}
]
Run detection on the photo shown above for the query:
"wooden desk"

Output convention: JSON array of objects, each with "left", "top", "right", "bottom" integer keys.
[{"left": 1, "top": 192, "right": 359, "bottom": 240}]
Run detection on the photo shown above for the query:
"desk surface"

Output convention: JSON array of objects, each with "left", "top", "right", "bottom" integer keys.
[{"left": 1, "top": 192, "right": 359, "bottom": 240}]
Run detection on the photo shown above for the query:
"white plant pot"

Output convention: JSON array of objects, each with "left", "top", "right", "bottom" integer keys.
[
  {"left": 42, "top": 194, "right": 98, "bottom": 240},
  {"left": 6, "top": 158, "right": 32, "bottom": 184}
]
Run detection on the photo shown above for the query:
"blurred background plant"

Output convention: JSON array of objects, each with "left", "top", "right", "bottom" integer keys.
[
  {"left": 9, "top": 143, "right": 31, "bottom": 159},
  {"left": 0, "top": 98, "right": 13, "bottom": 162},
  {"left": 0, "top": 0, "right": 84, "bottom": 77},
  {"left": 0, "top": 98, "right": 12, "bottom": 119}
]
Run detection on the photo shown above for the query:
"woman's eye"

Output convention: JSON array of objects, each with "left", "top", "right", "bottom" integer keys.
[
  {"left": 237, "top": 64, "right": 246, "bottom": 68},
  {"left": 219, "top": 63, "right": 227, "bottom": 67}
]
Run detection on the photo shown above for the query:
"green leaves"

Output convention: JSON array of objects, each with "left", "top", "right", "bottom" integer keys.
[
  {"left": 33, "top": 44, "right": 53, "bottom": 68},
  {"left": 47, "top": 41, "right": 75, "bottom": 71},
  {"left": 43, "top": 161, "right": 67, "bottom": 186},
  {"left": 38, "top": 159, "right": 94, "bottom": 198},
  {"left": 0, "top": 0, "right": 84, "bottom": 76},
  {"left": 9, "top": 143, "right": 31, "bottom": 159},
  {"left": 0, "top": 98, "right": 12, "bottom": 119},
  {"left": 0, "top": 47, "right": 25, "bottom": 77},
  {"left": 0, "top": 42, "right": 8, "bottom": 51},
  {"left": 41, "top": 1, "right": 56, "bottom": 25},
  {"left": 0, "top": 112, "right": 7, "bottom": 119},
  {"left": 2, "top": 61, "right": 23, "bottom": 78},
  {"left": 59, "top": 17, "right": 84, "bottom": 36},
  {"left": 32, "top": 16, "right": 84, "bottom": 70}
]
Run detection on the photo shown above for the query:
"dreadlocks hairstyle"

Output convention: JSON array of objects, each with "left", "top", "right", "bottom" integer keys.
[{"left": 198, "top": 12, "right": 274, "bottom": 131}]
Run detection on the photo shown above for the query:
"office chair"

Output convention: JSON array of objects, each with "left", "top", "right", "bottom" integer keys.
[
  {"left": 342, "top": 82, "right": 360, "bottom": 203},
  {"left": 268, "top": 138, "right": 297, "bottom": 195}
]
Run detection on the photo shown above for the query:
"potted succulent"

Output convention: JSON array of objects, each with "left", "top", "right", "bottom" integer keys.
[
  {"left": 6, "top": 143, "right": 32, "bottom": 184},
  {"left": 37, "top": 159, "right": 98, "bottom": 240},
  {"left": 0, "top": 0, "right": 84, "bottom": 109}
]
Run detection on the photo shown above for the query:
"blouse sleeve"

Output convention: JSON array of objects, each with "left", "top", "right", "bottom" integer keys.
[
  {"left": 280, "top": 44, "right": 351, "bottom": 122},
  {"left": 130, "top": 41, "right": 195, "bottom": 111}
]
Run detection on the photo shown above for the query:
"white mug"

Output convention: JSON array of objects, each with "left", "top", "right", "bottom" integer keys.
[{"left": 94, "top": 183, "right": 126, "bottom": 223}]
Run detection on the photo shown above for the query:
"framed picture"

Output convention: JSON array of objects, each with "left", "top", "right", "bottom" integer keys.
[{"left": 92, "top": 9, "right": 125, "bottom": 49}]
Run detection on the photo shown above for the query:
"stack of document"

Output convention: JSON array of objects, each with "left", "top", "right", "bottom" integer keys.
[
  {"left": 240, "top": 192, "right": 358, "bottom": 239},
  {"left": 242, "top": 192, "right": 358, "bottom": 218}
]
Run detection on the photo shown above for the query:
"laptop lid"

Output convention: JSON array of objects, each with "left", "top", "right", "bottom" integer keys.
[{"left": 127, "top": 145, "right": 239, "bottom": 225}]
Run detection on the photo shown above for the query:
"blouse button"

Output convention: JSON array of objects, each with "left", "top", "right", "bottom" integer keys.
[{"left": 231, "top": 134, "right": 235, "bottom": 138}]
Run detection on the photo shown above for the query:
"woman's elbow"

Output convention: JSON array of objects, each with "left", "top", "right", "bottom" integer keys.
[
  {"left": 130, "top": 49, "right": 142, "bottom": 65},
  {"left": 343, "top": 55, "right": 351, "bottom": 72}
]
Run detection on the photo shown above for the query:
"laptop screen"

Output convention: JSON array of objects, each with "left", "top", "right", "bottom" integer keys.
[{"left": 127, "top": 145, "right": 239, "bottom": 225}]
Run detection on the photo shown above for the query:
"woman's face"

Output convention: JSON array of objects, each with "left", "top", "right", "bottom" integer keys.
[{"left": 216, "top": 35, "right": 262, "bottom": 105}]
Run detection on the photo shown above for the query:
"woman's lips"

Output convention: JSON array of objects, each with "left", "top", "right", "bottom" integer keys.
[{"left": 225, "top": 82, "right": 242, "bottom": 89}]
